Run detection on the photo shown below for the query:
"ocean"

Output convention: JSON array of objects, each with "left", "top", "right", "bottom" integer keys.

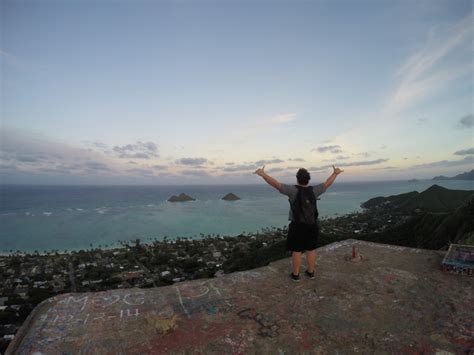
[{"left": 1, "top": 180, "right": 473, "bottom": 253}]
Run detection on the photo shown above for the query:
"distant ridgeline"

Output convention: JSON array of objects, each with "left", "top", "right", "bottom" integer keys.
[
  {"left": 432, "top": 169, "right": 474, "bottom": 181},
  {"left": 361, "top": 184, "right": 473, "bottom": 212},
  {"left": 360, "top": 184, "right": 474, "bottom": 250}
]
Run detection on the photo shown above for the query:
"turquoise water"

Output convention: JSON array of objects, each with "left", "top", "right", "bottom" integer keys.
[{"left": 1, "top": 180, "right": 473, "bottom": 253}]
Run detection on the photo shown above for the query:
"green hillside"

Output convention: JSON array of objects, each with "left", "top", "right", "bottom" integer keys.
[
  {"left": 362, "top": 184, "right": 473, "bottom": 212},
  {"left": 362, "top": 195, "right": 474, "bottom": 250},
  {"left": 399, "top": 184, "right": 473, "bottom": 212}
]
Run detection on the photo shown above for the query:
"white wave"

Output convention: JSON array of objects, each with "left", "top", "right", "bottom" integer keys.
[
  {"left": 95, "top": 208, "right": 107, "bottom": 214},
  {"left": 43, "top": 212, "right": 52, "bottom": 217}
]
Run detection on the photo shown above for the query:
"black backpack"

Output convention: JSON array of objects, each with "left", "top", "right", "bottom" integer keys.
[{"left": 290, "top": 185, "right": 319, "bottom": 224}]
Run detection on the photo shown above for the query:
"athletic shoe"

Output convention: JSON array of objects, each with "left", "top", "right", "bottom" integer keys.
[
  {"left": 290, "top": 273, "right": 300, "bottom": 282},
  {"left": 305, "top": 270, "right": 315, "bottom": 279}
]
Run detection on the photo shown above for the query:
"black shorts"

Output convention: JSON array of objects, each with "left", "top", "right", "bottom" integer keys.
[{"left": 286, "top": 221, "right": 319, "bottom": 252}]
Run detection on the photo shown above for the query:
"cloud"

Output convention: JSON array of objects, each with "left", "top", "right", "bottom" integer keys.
[
  {"left": 323, "top": 155, "right": 350, "bottom": 162},
  {"left": 454, "top": 148, "right": 474, "bottom": 156},
  {"left": 0, "top": 163, "right": 20, "bottom": 172},
  {"left": 0, "top": 128, "right": 104, "bottom": 167},
  {"left": 14, "top": 154, "right": 49, "bottom": 163},
  {"left": 84, "top": 161, "right": 111, "bottom": 171},
  {"left": 356, "top": 152, "right": 372, "bottom": 158},
  {"left": 113, "top": 141, "right": 159, "bottom": 159},
  {"left": 222, "top": 164, "right": 259, "bottom": 172},
  {"left": 220, "top": 159, "right": 284, "bottom": 172},
  {"left": 333, "top": 14, "right": 473, "bottom": 148},
  {"left": 372, "top": 166, "right": 398, "bottom": 170},
  {"left": 336, "top": 159, "right": 389, "bottom": 167},
  {"left": 253, "top": 113, "right": 297, "bottom": 128},
  {"left": 38, "top": 167, "right": 72, "bottom": 174},
  {"left": 310, "top": 158, "right": 389, "bottom": 172},
  {"left": 266, "top": 167, "right": 286, "bottom": 173},
  {"left": 458, "top": 114, "right": 474, "bottom": 129},
  {"left": 152, "top": 165, "right": 169, "bottom": 170},
  {"left": 410, "top": 156, "right": 473, "bottom": 169},
  {"left": 0, "top": 129, "right": 131, "bottom": 182},
  {"left": 312, "top": 145, "right": 343, "bottom": 154},
  {"left": 175, "top": 157, "right": 209, "bottom": 165},
  {"left": 126, "top": 168, "right": 155, "bottom": 176},
  {"left": 288, "top": 158, "right": 305, "bottom": 162},
  {"left": 93, "top": 141, "right": 108, "bottom": 149},
  {"left": 181, "top": 169, "right": 211, "bottom": 177},
  {"left": 386, "top": 14, "right": 473, "bottom": 114},
  {"left": 255, "top": 159, "right": 284, "bottom": 165}
]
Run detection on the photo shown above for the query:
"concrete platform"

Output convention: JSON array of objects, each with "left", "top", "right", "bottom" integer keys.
[{"left": 7, "top": 239, "right": 474, "bottom": 354}]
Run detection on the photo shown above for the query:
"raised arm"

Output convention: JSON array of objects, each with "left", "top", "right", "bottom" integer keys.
[
  {"left": 324, "top": 165, "right": 344, "bottom": 190},
  {"left": 254, "top": 165, "right": 282, "bottom": 191}
]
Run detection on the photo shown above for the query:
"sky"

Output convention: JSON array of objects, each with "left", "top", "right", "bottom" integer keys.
[{"left": 1, "top": 0, "right": 473, "bottom": 185}]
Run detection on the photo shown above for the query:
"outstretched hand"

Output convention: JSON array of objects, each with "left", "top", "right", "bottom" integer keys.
[
  {"left": 254, "top": 165, "right": 266, "bottom": 177},
  {"left": 333, "top": 165, "right": 344, "bottom": 175}
]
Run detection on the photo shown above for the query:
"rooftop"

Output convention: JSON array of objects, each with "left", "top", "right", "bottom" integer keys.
[{"left": 7, "top": 239, "right": 474, "bottom": 354}]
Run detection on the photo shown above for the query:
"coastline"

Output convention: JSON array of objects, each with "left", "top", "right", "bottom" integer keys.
[
  {"left": 2, "top": 179, "right": 473, "bottom": 254},
  {"left": 1, "top": 183, "right": 473, "bottom": 352}
]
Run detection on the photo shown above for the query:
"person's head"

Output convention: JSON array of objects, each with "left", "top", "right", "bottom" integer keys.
[{"left": 296, "top": 168, "right": 311, "bottom": 185}]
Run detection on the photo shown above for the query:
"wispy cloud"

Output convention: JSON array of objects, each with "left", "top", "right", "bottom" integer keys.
[
  {"left": 454, "top": 148, "right": 474, "bottom": 156},
  {"left": 332, "top": 158, "right": 389, "bottom": 167},
  {"left": 255, "top": 113, "right": 297, "bottom": 127},
  {"left": 410, "top": 156, "right": 473, "bottom": 169},
  {"left": 355, "top": 152, "right": 372, "bottom": 158},
  {"left": 266, "top": 167, "right": 286, "bottom": 173},
  {"left": 84, "top": 161, "right": 111, "bottom": 171},
  {"left": 221, "top": 164, "right": 258, "bottom": 172},
  {"left": 126, "top": 168, "right": 155, "bottom": 176},
  {"left": 175, "top": 157, "right": 210, "bottom": 166},
  {"left": 386, "top": 14, "right": 473, "bottom": 114},
  {"left": 255, "top": 158, "right": 284, "bottom": 165},
  {"left": 181, "top": 169, "right": 212, "bottom": 177},
  {"left": 113, "top": 142, "right": 159, "bottom": 159},
  {"left": 333, "top": 13, "right": 473, "bottom": 149},
  {"left": 371, "top": 166, "right": 398, "bottom": 170},
  {"left": 309, "top": 158, "right": 389, "bottom": 172},
  {"left": 458, "top": 114, "right": 474, "bottom": 129},
  {"left": 312, "top": 145, "right": 343, "bottom": 154}
]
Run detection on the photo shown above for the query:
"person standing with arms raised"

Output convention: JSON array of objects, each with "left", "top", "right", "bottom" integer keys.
[{"left": 254, "top": 165, "right": 343, "bottom": 281}]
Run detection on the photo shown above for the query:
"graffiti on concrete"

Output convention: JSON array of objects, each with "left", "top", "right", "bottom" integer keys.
[{"left": 237, "top": 308, "right": 280, "bottom": 338}]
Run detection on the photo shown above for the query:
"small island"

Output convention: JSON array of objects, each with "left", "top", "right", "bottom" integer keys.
[
  {"left": 222, "top": 193, "right": 241, "bottom": 201},
  {"left": 168, "top": 193, "right": 196, "bottom": 202}
]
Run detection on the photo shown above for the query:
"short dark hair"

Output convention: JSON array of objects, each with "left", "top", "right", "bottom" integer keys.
[{"left": 296, "top": 168, "right": 311, "bottom": 185}]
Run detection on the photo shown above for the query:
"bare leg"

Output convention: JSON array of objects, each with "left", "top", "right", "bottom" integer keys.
[
  {"left": 292, "top": 251, "right": 302, "bottom": 275},
  {"left": 306, "top": 250, "right": 317, "bottom": 273}
]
